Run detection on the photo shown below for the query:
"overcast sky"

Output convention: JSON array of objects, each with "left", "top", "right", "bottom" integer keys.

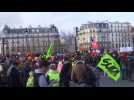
[{"left": 0, "top": 12, "right": 134, "bottom": 34}]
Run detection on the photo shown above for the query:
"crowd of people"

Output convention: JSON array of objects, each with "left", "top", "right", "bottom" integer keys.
[{"left": 0, "top": 50, "right": 133, "bottom": 87}]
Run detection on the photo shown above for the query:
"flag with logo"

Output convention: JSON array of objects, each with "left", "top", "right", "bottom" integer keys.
[{"left": 97, "top": 53, "right": 121, "bottom": 81}]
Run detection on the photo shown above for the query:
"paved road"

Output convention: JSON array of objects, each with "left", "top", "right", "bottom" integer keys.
[{"left": 99, "top": 77, "right": 134, "bottom": 87}]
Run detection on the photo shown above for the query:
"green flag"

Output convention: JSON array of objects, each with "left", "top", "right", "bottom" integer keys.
[
  {"left": 97, "top": 53, "right": 121, "bottom": 81},
  {"left": 46, "top": 44, "right": 53, "bottom": 59}
]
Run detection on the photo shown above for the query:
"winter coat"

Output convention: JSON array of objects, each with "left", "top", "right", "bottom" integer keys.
[
  {"left": 60, "top": 61, "right": 72, "bottom": 87},
  {"left": 7, "top": 65, "right": 21, "bottom": 87}
]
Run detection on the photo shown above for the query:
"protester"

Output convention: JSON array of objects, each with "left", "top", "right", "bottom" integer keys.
[
  {"left": 7, "top": 60, "right": 21, "bottom": 87},
  {"left": 127, "top": 55, "right": 134, "bottom": 81},
  {"left": 0, "top": 47, "right": 133, "bottom": 87},
  {"left": 26, "top": 60, "right": 50, "bottom": 87},
  {"left": 47, "top": 63, "right": 60, "bottom": 87},
  {"left": 22, "top": 61, "right": 33, "bottom": 87},
  {"left": 71, "top": 60, "right": 97, "bottom": 87},
  {"left": 59, "top": 56, "right": 72, "bottom": 87},
  {"left": 0, "top": 64, "right": 8, "bottom": 87}
]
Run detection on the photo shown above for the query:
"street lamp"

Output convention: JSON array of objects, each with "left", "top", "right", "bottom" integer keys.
[
  {"left": 1, "top": 36, "right": 8, "bottom": 56},
  {"left": 6, "top": 40, "right": 9, "bottom": 55},
  {"left": 75, "top": 27, "right": 79, "bottom": 52},
  {"left": 25, "top": 28, "right": 29, "bottom": 53},
  {"left": 2, "top": 37, "right": 5, "bottom": 56}
]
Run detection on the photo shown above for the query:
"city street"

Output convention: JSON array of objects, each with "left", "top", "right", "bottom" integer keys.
[
  {"left": 99, "top": 76, "right": 134, "bottom": 87},
  {"left": 0, "top": 12, "right": 134, "bottom": 87}
]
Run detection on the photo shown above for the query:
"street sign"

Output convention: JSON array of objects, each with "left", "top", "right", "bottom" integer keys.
[{"left": 97, "top": 53, "right": 121, "bottom": 81}]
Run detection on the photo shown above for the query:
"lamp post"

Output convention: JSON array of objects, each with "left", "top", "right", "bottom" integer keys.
[
  {"left": 75, "top": 27, "right": 79, "bottom": 52},
  {"left": 1, "top": 37, "right": 8, "bottom": 56},
  {"left": 2, "top": 37, "right": 5, "bottom": 56},
  {"left": 25, "top": 28, "right": 29, "bottom": 53},
  {"left": 6, "top": 40, "right": 9, "bottom": 55}
]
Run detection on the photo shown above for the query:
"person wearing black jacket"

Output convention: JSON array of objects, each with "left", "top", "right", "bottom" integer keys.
[
  {"left": 71, "top": 61, "right": 97, "bottom": 87},
  {"left": 59, "top": 56, "right": 72, "bottom": 87},
  {"left": 127, "top": 56, "right": 134, "bottom": 81},
  {"left": 7, "top": 60, "right": 21, "bottom": 87}
]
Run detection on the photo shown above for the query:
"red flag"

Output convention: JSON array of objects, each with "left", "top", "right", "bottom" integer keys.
[
  {"left": 91, "top": 40, "right": 100, "bottom": 49},
  {"left": 91, "top": 51, "right": 97, "bottom": 57},
  {"left": 80, "top": 47, "right": 86, "bottom": 52}
]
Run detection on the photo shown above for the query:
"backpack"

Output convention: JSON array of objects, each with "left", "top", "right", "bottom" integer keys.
[{"left": 26, "top": 71, "right": 50, "bottom": 87}]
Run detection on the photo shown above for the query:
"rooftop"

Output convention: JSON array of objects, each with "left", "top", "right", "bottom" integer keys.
[{"left": 2, "top": 24, "right": 59, "bottom": 34}]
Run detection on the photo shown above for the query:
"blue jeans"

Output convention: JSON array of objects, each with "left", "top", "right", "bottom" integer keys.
[{"left": 122, "top": 67, "right": 127, "bottom": 80}]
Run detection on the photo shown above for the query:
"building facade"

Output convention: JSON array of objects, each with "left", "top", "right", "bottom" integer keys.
[
  {"left": 2, "top": 24, "right": 60, "bottom": 54},
  {"left": 131, "top": 27, "right": 134, "bottom": 51},
  {"left": 76, "top": 21, "right": 134, "bottom": 52},
  {"left": 76, "top": 21, "right": 109, "bottom": 51},
  {"left": 108, "top": 22, "right": 132, "bottom": 51},
  {"left": 65, "top": 34, "right": 76, "bottom": 53}
]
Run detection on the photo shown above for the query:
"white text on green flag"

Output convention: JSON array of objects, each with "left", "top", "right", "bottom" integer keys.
[{"left": 97, "top": 53, "right": 121, "bottom": 81}]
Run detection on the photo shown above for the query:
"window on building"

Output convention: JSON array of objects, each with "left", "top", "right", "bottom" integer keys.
[
  {"left": 122, "top": 43, "right": 124, "bottom": 47},
  {"left": 119, "top": 43, "right": 120, "bottom": 47},
  {"left": 37, "top": 29, "right": 39, "bottom": 33},
  {"left": 87, "top": 25, "right": 89, "bottom": 29},
  {"left": 120, "top": 27, "right": 122, "bottom": 32},
  {"left": 128, "top": 33, "right": 130, "bottom": 36},
  {"left": 128, "top": 43, "right": 130, "bottom": 47},
  {"left": 119, "top": 38, "right": 121, "bottom": 42},
  {"left": 112, "top": 38, "right": 113, "bottom": 42},
  {"left": 118, "top": 33, "right": 120, "bottom": 37},
  {"left": 106, "top": 24, "right": 108, "bottom": 28},
  {"left": 111, "top": 33, "right": 113, "bottom": 36},
  {"left": 116, "top": 37, "right": 118, "bottom": 42},
  {"left": 34, "top": 29, "right": 37, "bottom": 33},
  {"left": 83, "top": 26, "right": 86, "bottom": 30},
  {"left": 80, "top": 26, "right": 82, "bottom": 30},
  {"left": 88, "top": 25, "right": 90, "bottom": 28},
  {"left": 125, "top": 43, "right": 127, "bottom": 47},
  {"left": 116, "top": 44, "right": 118, "bottom": 48},
  {"left": 96, "top": 24, "right": 99, "bottom": 28},
  {"left": 84, "top": 25, "right": 87, "bottom": 29},
  {"left": 115, "top": 28, "right": 118, "bottom": 33},
  {"left": 99, "top": 29, "right": 101, "bottom": 32},
  {"left": 112, "top": 44, "right": 114, "bottom": 48}
]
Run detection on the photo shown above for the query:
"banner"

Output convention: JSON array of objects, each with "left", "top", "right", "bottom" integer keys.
[
  {"left": 120, "top": 47, "right": 133, "bottom": 52},
  {"left": 97, "top": 53, "right": 121, "bottom": 81}
]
